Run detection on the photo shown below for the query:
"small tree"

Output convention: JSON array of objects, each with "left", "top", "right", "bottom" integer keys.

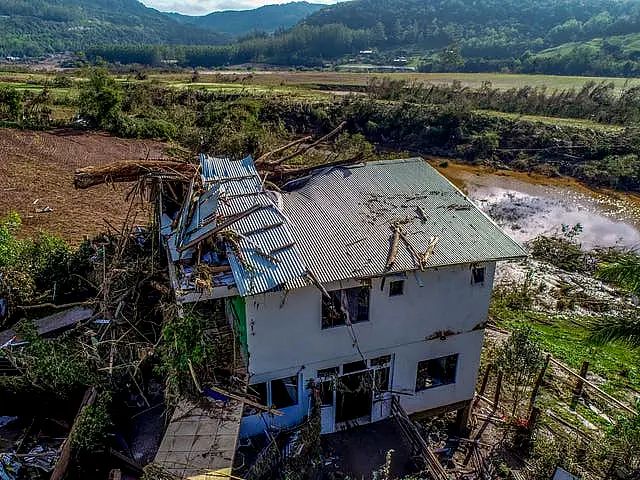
[
  {"left": 77, "top": 68, "right": 122, "bottom": 129},
  {"left": 495, "top": 325, "right": 544, "bottom": 418}
]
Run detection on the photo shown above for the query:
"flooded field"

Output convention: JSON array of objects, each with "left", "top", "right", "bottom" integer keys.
[{"left": 432, "top": 160, "right": 640, "bottom": 249}]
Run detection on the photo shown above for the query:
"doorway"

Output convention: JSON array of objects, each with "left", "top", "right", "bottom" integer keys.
[{"left": 336, "top": 371, "right": 373, "bottom": 424}]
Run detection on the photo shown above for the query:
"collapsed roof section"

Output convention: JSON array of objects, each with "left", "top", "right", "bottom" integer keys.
[
  {"left": 161, "top": 155, "right": 527, "bottom": 301},
  {"left": 162, "top": 155, "right": 308, "bottom": 299}
]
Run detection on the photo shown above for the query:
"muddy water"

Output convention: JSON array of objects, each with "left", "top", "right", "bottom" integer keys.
[{"left": 431, "top": 160, "right": 640, "bottom": 249}]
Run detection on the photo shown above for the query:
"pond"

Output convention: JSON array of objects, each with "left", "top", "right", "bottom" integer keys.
[{"left": 432, "top": 160, "right": 640, "bottom": 250}]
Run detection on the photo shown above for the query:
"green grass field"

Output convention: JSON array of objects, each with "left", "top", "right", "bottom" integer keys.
[{"left": 3, "top": 67, "right": 640, "bottom": 128}]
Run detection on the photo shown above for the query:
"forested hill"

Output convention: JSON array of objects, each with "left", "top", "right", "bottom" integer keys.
[
  {"left": 167, "top": 2, "right": 324, "bottom": 37},
  {"left": 0, "top": 0, "right": 228, "bottom": 57},
  {"left": 298, "top": 0, "right": 640, "bottom": 71}
]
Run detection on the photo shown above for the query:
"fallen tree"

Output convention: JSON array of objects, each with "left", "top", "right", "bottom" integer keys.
[{"left": 74, "top": 159, "right": 198, "bottom": 189}]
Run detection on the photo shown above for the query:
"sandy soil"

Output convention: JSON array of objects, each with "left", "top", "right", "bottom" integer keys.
[{"left": 0, "top": 128, "right": 171, "bottom": 245}]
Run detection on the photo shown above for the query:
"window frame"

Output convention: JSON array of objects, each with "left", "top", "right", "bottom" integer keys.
[
  {"left": 415, "top": 354, "right": 459, "bottom": 392},
  {"left": 245, "top": 374, "right": 300, "bottom": 415},
  {"left": 389, "top": 280, "right": 405, "bottom": 297},
  {"left": 321, "top": 286, "right": 371, "bottom": 329}
]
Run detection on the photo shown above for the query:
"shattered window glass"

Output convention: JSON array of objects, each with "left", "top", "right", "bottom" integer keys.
[
  {"left": 415, "top": 354, "right": 458, "bottom": 391},
  {"left": 271, "top": 375, "right": 298, "bottom": 409},
  {"left": 321, "top": 286, "right": 370, "bottom": 329}
]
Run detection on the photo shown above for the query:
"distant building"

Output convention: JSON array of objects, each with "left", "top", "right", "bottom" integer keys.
[{"left": 160, "top": 155, "right": 525, "bottom": 437}]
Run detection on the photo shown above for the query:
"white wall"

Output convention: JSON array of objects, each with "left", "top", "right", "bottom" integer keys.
[
  {"left": 239, "top": 330, "right": 485, "bottom": 437},
  {"left": 238, "top": 263, "right": 495, "bottom": 437},
  {"left": 244, "top": 263, "right": 495, "bottom": 378}
]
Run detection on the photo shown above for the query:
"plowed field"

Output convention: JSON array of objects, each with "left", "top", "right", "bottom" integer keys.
[{"left": 0, "top": 128, "right": 171, "bottom": 244}]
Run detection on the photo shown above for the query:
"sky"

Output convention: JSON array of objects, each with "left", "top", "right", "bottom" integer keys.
[{"left": 140, "top": 0, "right": 341, "bottom": 15}]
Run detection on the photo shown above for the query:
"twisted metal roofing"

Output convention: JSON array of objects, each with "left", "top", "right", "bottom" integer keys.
[
  {"left": 196, "top": 155, "right": 307, "bottom": 297},
  {"left": 281, "top": 158, "right": 526, "bottom": 286}
]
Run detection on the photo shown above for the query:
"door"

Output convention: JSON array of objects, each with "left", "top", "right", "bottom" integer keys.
[
  {"left": 371, "top": 365, "right": 392, "bottom": 422},
  {"left": 335, "top": 371, "right": 373, "bottom": 424},
  {"left": 319, "top": 380, "right": 336, "bottom": 434}
]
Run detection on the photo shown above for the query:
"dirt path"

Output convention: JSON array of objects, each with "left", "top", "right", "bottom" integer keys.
[{"left": 0, "top": 128, "right": 171, "bottom": 244}]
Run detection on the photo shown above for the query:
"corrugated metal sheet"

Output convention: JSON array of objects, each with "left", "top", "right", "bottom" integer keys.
[
  {"left": 190, "top": 155, "right": 308, "bottom": 297},
  {"left": 281, "top": 158, "right": 526, "bottom": 286}
]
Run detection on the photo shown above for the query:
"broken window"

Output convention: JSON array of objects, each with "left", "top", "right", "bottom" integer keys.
[
  {"left": 343, "top": 360, "right": 367, "bottom": 374},
  {"left": 271, "top": 375, "right": 298, "bottom": 409},
  {"left": 243, "top": 382, "right": 268, "bottom": 416},
  {"left": 321, "top": 286, "right": 370, "bottom": 329},
  {"left": 319, "top": 381, "right": 334, "bottom": 406},
  {"left": 415, "top": 354, "right": 458, "bottom": 391},
  {"left": 370, "top": 354, "right": 392, "bottom": 367},
  {"left": 472, "top": 267, "right": 486, "bottom": 285},
  {"left": 389, "top": 280, "right": 404, "bottom": 296}
]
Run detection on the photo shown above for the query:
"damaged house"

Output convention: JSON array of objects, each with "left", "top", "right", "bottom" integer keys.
[{"left": 159, "top": 155, "right": 526, "bottom": 438}]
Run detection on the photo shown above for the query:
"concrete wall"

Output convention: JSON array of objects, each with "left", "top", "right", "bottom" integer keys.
[
  {"left": 238, "top": 263, "right": 495, "bottom": 437},
  {"left": 244, "top": 262, "right": 494, "bottom": 378}
]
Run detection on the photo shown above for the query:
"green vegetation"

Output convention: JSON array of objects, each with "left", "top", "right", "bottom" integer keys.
[
  {"left": 157, "top": 309, "right": 216, "bottom": 404},
  {"left": 495, "top": 325, "right": 544, "bottom": 417},
  {"left": 72, "top": 392, "right": 113, "bottom": 455},
  {"left": 0, "top": 0, "right": 227, "bottom": 58},
  {"left": 77, "top": 0, "right": 640, "bottom": 76},
  {"left": 0, "top": 211, "right": 96, "bottom": 316},
  {"left": 0, "top": 320, "right": 101, "bottom": 398}
]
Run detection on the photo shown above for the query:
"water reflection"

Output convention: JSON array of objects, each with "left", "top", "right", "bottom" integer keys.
[{"left": 456, "top": 171, "right": 640, "bottom": 249}]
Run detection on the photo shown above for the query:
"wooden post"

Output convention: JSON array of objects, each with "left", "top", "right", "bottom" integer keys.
[
  {"left": 528, "top": 406, "right": 540, "bottom": 430},
  {"left": 479, "top": 364, "right": 492, "bottom": 396},
  {"left": 50, "top": 388, "right": 97, "bottom": 480},
  {"left": 571, "top": 361, "right": 589, "bottom": 410},
  {"left": 529, "top": 354, "right": 550, "bottom": 414},
  {"left": 456, "top": 401, "right": 473, "bottom": 433},
  {"left": 494, "top": 371, "right": 503, "bottom": 408}
]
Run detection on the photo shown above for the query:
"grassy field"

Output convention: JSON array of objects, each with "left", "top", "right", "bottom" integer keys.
[
  {"left": 491, "top": 296, "right": 640, "bottom": 401},
  {"left": 4, "top": 68, "right": 639, "bottom": 92},
  {"left": 152, "top": 70, "right": 640, "bottom": 91}
]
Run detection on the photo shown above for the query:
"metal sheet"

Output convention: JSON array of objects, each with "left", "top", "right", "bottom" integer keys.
[{"left": 281, "top": 158, "right": 527, "bottom": 286}]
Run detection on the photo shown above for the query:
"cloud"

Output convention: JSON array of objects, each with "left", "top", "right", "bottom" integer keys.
[{"left": 141, "top": 0, "right": 341, "bottom": 15}]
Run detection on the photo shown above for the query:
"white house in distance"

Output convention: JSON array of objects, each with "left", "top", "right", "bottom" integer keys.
[{"left": 160, "top": 155, "right": 526, "bottom": 438}]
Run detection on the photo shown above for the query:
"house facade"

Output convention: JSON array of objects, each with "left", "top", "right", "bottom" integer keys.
[{"left": 160, "top": 155, "right": 526, "bottom": 438}]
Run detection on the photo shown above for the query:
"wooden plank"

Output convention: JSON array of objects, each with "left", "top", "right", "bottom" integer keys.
[
  {"left": 571, "top": 361, "right": 589, "bottom": 410},
  {"left": 50, "top": 387, "right": 97, "bottom": 480},
  {"left": 206, "top": 385, "right": 284, "bottom": 416},
  {"left": 549, "top": 358, "right": 636, "bottom": 416}
]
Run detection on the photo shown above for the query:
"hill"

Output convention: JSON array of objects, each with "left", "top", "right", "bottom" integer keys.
[
  {"left": 179, "top": 0, "right": 640, "bottom": 76},
  {"left": 167, "top": 2, "right": 325, "bottom": 37},
  {"left": 0, "top": 0, "right": 228, "bottom": 57}
]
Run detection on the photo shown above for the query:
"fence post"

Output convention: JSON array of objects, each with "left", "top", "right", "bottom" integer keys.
[
  {"left": 571, "top": 361, "right": 590, "bottom": 410},
  {"left": 494, "top": 371, "right": 503, "bottom": 408},
  {"left": 529, "top": 354, "right": 550, "bottom": 414},
  {"left": 479, "top": 364, "right": 492, "bottom": 396}
]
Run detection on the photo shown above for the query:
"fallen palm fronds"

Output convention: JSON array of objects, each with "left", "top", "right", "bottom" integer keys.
[{"left": 74, "top": 159, "right": 197, "bottom": 189}]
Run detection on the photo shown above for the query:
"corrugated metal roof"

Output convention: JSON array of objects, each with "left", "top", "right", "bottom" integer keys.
[
  {"left": 178, "top": 155, "right": 308, "bottom": 297},
  {"left": 281, "top": 158, "right": 526, "bottom": 286}
]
